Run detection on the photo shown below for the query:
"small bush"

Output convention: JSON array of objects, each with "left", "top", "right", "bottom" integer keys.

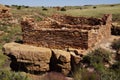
[
  {"left": 82, "top": 48, "right": 111, "bottom": 68},
  {"left": 25, "top": 6, "right": 29, "bottom": 8},
  {"left": 82, "top": 48, "right": 111, "bottom": 72},
  {"left": 17, "top": 6, "right": 21, "bottom": 10},
  {"left": 72, "top": 48, "right": 120, "bottom": 80},
  {"left": 111, "top": 62, "right": 120, "bottom": 72},
  {"left": 110, "top": 5, "right": 115, "bottom": 7},
  {"left": 73, "top": 68, "right": 100, "bottom": 80},
  {"left": 61, "top": 7, "right": 66, "bottom": 11},
  {"left": 41, "top": 72, "right": 67, "bottom": 80},
  {"left": 93, "top": 6, "right": 97, "bottom": 9},
  {"left": 80, "top": 7, "right": 82, "bottom": 10},
  {"left": 111, "top": 25, "right": 120, "bottom": 35},
  {"left": 0, "top": 70, "right": 30, "bottom": 80},
  {"left": 5, "top": 5, "right": 10, "bottom": 8},
  {"left": 111, "top": 39, "right": 120, "bottom": 51},
  {"left": 42, "top": 7, "right": 48, "bottom": 11},
  {"left": 100, "top": 70, "right": 119, "bottom": 80}
]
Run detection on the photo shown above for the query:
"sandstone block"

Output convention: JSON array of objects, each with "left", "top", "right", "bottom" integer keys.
[
  {"left": 51, "top": 49, "right": 71, "bottom": 75},
  {"left": 3, "top": 42, "right": 52, "bottom": 72}
]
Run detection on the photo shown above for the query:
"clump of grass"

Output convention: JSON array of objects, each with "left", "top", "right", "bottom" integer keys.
[
  {"left": 72, "top": 48, "right": 114, "bottom": 80},
  {"left": 82, "top": 48, "right": 111, "bottom": 71},
  {"left": 111, "top": 39, "right": 120, "bottom": 52},
  {"left": 0, "top": 70, "right": 31, "bottom": 80},
  {"left": 41, "top": 72, "right": 67, "bottom": 80}
]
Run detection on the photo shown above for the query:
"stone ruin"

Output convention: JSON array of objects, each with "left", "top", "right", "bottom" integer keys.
[
  {"left": 21, "top": 14, "right": 112, "bottom": 50},
  {"left": 3, "top": 14, "right": 112, "bottom": 75},
  {"left": 0, "top": 5, "right": 17, "bottom": 25},
  {"left": 0, "top": 5, "right": 11, "bottom": 18}
]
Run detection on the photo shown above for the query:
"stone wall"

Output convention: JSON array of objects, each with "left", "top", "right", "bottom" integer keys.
[
  {"left": 21, "top": 14, "right": 112, "bottom": 50},
  {"left": 0, "top": 5, "right": 15, "bottom": 25},
  {"left": 0, "top": 5, "right": 11, "bottom": 18}
]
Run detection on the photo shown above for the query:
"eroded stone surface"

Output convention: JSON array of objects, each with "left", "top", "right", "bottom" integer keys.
[
  {"left": 3, "top": 42, "right": 52, "bottom": 72},
  {"left": 3, "top": 42, "right": 81, "bottom": 75},
  {"left": 50, "top": 49, "right": 71, "bottom": 75}
]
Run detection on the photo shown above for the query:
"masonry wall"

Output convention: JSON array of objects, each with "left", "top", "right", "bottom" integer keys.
[
  {"left": 21, "top": 14, "right": 112, "bottom": 50},
  {"left": 88, "top": 15, "right": 112, "bottom": 49},
  {"left": 22, "top": 29, "right": 89, "bottom": 49}
]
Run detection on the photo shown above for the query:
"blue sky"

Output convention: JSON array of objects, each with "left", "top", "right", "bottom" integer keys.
[{"left": 0, "top": 0, "right": 120, "bottom": 6}]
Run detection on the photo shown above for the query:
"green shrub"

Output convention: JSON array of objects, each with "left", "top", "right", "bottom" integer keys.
[
  {"left": 111, "top": 39, "right": 120, "bottom": 52},
  {"left": 61, "top": 7, "right": 66, "bottom": 11},
  {"left": 42, "top": 7, "right": 48, "bottom": 11},
  {"left": 111, "top": 25, "right": 120, "bottom": 35},
  {"left": 41, "top": 72, "right": 67, "bottom": 80},
  {"left": 0, "top": 70, "right": 31, "bottom": 80},
  {"left": 72, "top": 48, "right": 119, "bottom": 80},
  {"left": 100, "top": 70, "right": 120, "bottom": 80},
  {"left": 17, "top": 6, "right": 21, "bottom": 10},
  {"left": 111, "top": 61, "right": 120, "bottom": 72},
  {"left": 82, "top": 48, "right": 111, "bottom": 71},
  {"left": 93, "top": 6, "right": 97, "bottom": 9},
  {"left": 0, "top": 25, "right": 22, "bottom": 43},
  {"left": 72, "top": 68, "right": 100, "bottom": 80}
]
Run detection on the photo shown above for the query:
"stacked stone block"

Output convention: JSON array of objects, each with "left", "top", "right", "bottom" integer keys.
[{"left": 21, "top": 14, "right": 112, "bottom": 50}]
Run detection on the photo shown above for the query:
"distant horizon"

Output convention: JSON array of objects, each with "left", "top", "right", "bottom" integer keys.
[
  {"left": 0, "top": 0, "right": 120, "bottom": 7},
  {"left": 1, "top": 3, "right": 120, "bottom": 7}
]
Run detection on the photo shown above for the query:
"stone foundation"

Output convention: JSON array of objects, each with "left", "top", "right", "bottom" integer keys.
[{"left": 21, "top": 14, "right": 112, "bottom": 50}]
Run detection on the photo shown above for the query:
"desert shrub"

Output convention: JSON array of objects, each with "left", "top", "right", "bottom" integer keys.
[
  {"left": 17, "top": 6, "right": 21, "bottom": 10},
  {"left": 112, "top": 14, "right": 120, "bottom": 22},
  {"left": 11, "top": 5, "right": 18, "bottom": 7},
  {"left": 0, "top": 25, "right": 8, "bottom": 32},
  {"left": 42, "top": 7, "right": 48, "bottom": 11},
  {"left": 111, "top": 25, "right": 120, "bottom": 35},
  {"left": 93, "top": 6, "right": 97, "bottom": 9},
  {"left": 110, "top": 5, "right": 115, "bottom": 7},
  {"left": 61, "top": 7, "right": 66, "bottom": 11},
  {"left": 72, "top": 48, "right": 120, "bottom": 80},
  {"left": 25, "top": 6, "right": 29, "bottom": 8},
  {"left": 41, "top": 72, "right": 67, "bottom": 80},
  {"left": 0, "top": 70, "right": 30, "bottom": 80},
  {"left": 72, "top": 68, "right": 100, "bottom": 80},
  {"left": 111, "top": 61, "right": 120, "bottom": 72},
  {"left": 100, "top": 70, "right": 120, "bottom": 80},
  {"left": 34, "top": 16, "right": 43, "bottom": 21},
  {"left": 5, "top": 5, "right": 10, "bottom": 8},
  {"left": 0, "top": 25, "right": 22, "bottom": 43},
  {"left": 79, "top": 7, "right": 82, "bottom": 10},
  {"left": 82, "top": 48, "right": 111, "bottom": 71},
  {"left": 21, "top": 5, "right": 29, "bottom": 8},
  {"left": 111, "top": 39, "right": 120, "bottom": 52}
]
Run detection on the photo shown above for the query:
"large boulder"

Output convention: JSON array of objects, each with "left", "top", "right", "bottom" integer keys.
[
  {"left": 3, "top": 42, "right": 52, "bottom": 73},
  {"left": 3, "top": 42, "right": 81, "bottom": 75},
  {"left": 50, "top": 49, "right": 71, "bottom": 75}
]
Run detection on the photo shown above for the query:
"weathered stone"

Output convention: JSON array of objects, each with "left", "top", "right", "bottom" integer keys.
[
  {"left": 70, "top": 51, "right": 81, "bottom": 64},
  {"left": 21, "top": 14, "right": 112, "bottom": 50},
  {"left": 50, "top": 49, "right": 71, "bottom": 75},
  {"left": 2, "top": 13, "right": 112, "bottom": 75},
  {"left": 3, "top": 42, "right": 52, "bottom": 72},
  {"left": 0, "top": 5, "right": 16, "bottom": 25}
]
